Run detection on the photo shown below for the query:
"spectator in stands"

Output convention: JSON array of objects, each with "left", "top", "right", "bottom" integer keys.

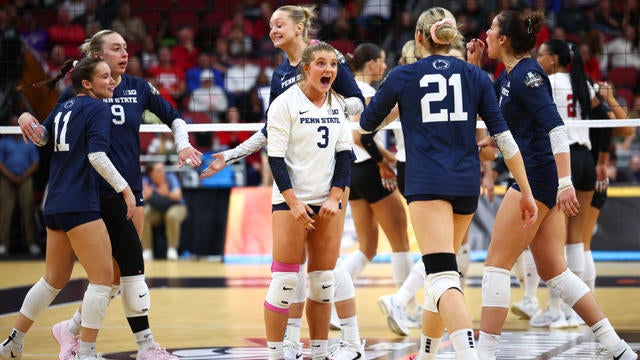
[
  {"left": 140, "top": 34, "right": 159, "bottom": 72},
  {"left": 227, "top": 23, "right": 253, "bottom": 59},
  {"left": 46, "top": 44, "right": 72, "bottom": 92},
  {"left": 153, "top": 10, "right": 177, "bottom": 48},
  {"left": 0, "top": 114, "right": 40, "bottom": 256},
  {"left": 225, "top": 48, "right": 260, "bottom": 107},
  {"left": 60, "top": 0, "right": 86, "bottom": 23},
  {"left": 601, "top": 24, "right": 640, "bottom": 72},
  {"left": 457, "top": 0, "right": 489, "bottom": 39},
  {"left": 187, "top": 69, "right": 229, "bottom": 123},
  {"left": 19, "top": 12, "right": 47, "bottom": 57},
  {"left": 220, "top": 4, "right": 254, "bottom": 40},
  {"left": 47, "top": 8, "right": 85, "bottom": 58},
  {"left": 355, "top": 0, "right": 393, "bottom": 42},
  {"left": 147, "top": 133, "right": 176, "bottom": 155},
  {"left": 171, "top": 26, "right": 199, "bottom": 74},
  {"left": 212, "top": 37, "right": 231, "bottom": 74},
  {"left": 621, "top": 0, "right": 640, "bottom": 30},
  {"left": 381, "top": 10, "right": 416, "bottom": 68},
  {"left": 110, "top": 2, "right": 146, "bottom": 44},
  {"left": 185, "top": 52, "right": 224, "bottom": 93},
  {"left": 591, "top": 0, "right": 622, "bottom": 35},
  {"left": 141, "top": 161, "right": 187, "bottom": 261},
  {"left": 215, "top": 106, "right": 262, "bottom": 185},
  {"left": 0, "top": 7, "right": 23, "bottom": 84},
  {"left": 72, "top": 0, "right": 103, "bottom": 29},
  {"left": 148, "top": 46, "right": 187, "bottom": 108},
  {"left": 557, "top": 0, "right": 591, "bottom": 40},
  {"left": 580, "top": 42, "right": 602, "bottom": 82},
  {"left": 125, "top": 55, "right": 144, "bottom": 77}
]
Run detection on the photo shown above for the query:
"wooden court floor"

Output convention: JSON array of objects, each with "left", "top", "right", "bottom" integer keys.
[{"left": 1, "top": 260, "right": 639, "bottom": 359}]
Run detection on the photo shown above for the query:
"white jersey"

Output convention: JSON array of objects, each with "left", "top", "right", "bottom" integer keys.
[
  {"left": 267, "top": 85, "right": 353, "bottom": 206},
  {"left": 392, "top": 119, "right": 405, "bottom": 162},
  {"left": 352, "top": 80, "right": 386, "bottom": 163},
  {"left": 548, "top": 72, "right": 594, "bottom": 149}
]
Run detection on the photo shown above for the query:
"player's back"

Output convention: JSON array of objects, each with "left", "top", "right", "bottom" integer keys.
[{"left": 44, "top": 96, "right": 112, "bottom": 215}]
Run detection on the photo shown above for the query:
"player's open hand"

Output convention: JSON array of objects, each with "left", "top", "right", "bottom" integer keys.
[{"left": 200, "top": 153, "right": 226, "bottom": 179}]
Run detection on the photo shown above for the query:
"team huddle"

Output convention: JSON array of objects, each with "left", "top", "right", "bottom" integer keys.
[{"left": 0, "top": 3, "right": 638, "bottom": 360}]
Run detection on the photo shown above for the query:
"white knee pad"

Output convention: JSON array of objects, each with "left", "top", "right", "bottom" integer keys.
[
  {"left": 81, "top": 284, "right": 111, "bottom": 329},
  {"left": 292, "top": 265, "right": 307, "bottom": 304},
  {"left": 308, "top": 270, "right": 335, "bottom": 303},
  {"left": 20, "top": 277, "right": 61, "bottom": 321},
  {"left": 120, "top": 275, "right": 150, "bottom": 318},
  {"left": 423, "top": 271, "right": 462, "bottom": 313},
  {"left": 481, "top": 266, "right": 511, "bottom": 308},
  {"left": 264, "top": 271, "right": 299, "bottom": 313},
  {"left": 546, "top": 269, "right": 590, "bottom": 307},
  {"left": 333, "top": 261, "right": 355, "bottom": 302}
]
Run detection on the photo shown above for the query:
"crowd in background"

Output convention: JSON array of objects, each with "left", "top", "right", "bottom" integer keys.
[{"left": 3, "top": 0, "right": 640, "bottom": 255}]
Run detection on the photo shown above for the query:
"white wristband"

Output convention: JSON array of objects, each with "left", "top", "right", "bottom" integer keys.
[{"left": 558, "top": 176, "right": 573, "bottom": 193}]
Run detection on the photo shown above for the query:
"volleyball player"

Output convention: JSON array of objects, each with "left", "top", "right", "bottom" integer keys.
[
  {"left": 200, "top": 6, "right": 366, "bottom": 359},
  {"left": 341, "top": 41, "right": 414, "bottom": 328},
  {"left": 359, "top": 7, "right": 537, "bottom": 359},
  {"left": 264, "top": 41, "right": 358, "bottom": 360},
  {"left": 18, "top": 30, "right": 201, "bottom": 359},
  {"left": 476, "top": 10, "right": 637, "bottom": 360},
  {"left": 1, "top": 57, "right": 134, "bottom": 360}
]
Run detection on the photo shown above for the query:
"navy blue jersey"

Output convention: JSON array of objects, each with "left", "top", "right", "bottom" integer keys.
[
  {"left": 59, "top": 74, "right": 180, "bottom": 196},
  {"left": 269, "top": 52, "right": 364, "bottom": 106},
  {"left": 360, "top": 55, "right": 509, "bottom": 197},
  {"left": 42, "top": 96, "right": 112, "bottom": 215},
  {"left": 493, "top": 58, "right": 564, "bottom": 170}
]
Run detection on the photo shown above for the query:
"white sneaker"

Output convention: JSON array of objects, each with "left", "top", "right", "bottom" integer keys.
[
  {"left": 283, "top": 340, "right": 303, "bottom": 360},
  {"left": 136, "top": 343, "right": 177, "bottom": 360},
  {"left": 329, "top": 340, "right": 367, "bottom": 360},
  {"left": 166, "top": 247, "right": 178, "bottom": 261},
  {"left": 330, "top": 304, "right": 341, "bottom": 331},
  {"left": 73, "top": 354, "right": 104, "bottom": 360},
  {"left": 28, "top": 244, "right": 41, "bottom": 255},
  {"left": 562, "top": 306, "right": 582, "bottom": 328},
  {"left": 142, "top": 249, "right": 153, "bottom": 262},
  {"left": 611, "top": 340, "right": 638, "bottom": 360},
  {"left": 510, "top": 297, "right": 540, "bottom": 320},
  {"left": 0, "top": 245, "right": 7, "bottom": 256},
  {"left": 0, "top": 341, "right": 23, "bottom": 360},
  {"left": 406, "top": 299, "right": 422, "bottom": 329},
  {"left": 529, "top": 307, "right": 566, "bottom": 328},
  {"left": 377, "top": 295, "right": 409, "bottom": 336},
  {"left": 51, "top": 320, "right": 79, "bottom": 360}
]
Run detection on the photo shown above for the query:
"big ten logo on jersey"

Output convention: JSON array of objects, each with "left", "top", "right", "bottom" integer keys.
[{"left": 328, "top": 108, "right": 339, "bottom": 115}]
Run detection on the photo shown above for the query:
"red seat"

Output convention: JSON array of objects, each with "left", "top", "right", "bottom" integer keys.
[
  {"left": 168, "top": 11, "right": 201, "bottom": 30},
  {"left": 139, "top": 132, "right": 156, "bottom": 154},
  {"left": 607, "top": 67, "right": 639, "bottom": 91}
]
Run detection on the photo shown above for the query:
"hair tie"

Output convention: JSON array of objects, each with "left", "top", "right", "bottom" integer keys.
[
  {"left": 527, "top": 18, "right": 532, "bottom": 34},
  {"left": 429, "top": 18, "right": 456, "bottom": 45}
]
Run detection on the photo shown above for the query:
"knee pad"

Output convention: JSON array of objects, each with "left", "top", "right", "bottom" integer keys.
[
  {"left": 292, "top": 264, "right": 307, "bottom": 304},
  {"left": 264, "top": 271, "right": 299, "bottom": 314},
  {"left": 81, "top": 284, "right": 111, "bottom": 329},
  {"left": 333, "top": 261, "right": 355, "bottom": 302},
  {"left": 422, "top": 253, "right": 461, "bottom": 312},
  {"left": 546, "top": 269, "right": 590, "bottom": 307},
  {"left": 120, "top": 275, "right": 150, "bottom": 318},
  {"left": 424, "top": 271, "right": 461, "bottom": 313},
  {"left": 308, "top": 270, "right": 335, "bottom": 303},
  {"left": 20, "top": 277, "right": 61, "bottom": 321},
  {"left": 481, "top": 266, "right": 511, "bottom": 308}
]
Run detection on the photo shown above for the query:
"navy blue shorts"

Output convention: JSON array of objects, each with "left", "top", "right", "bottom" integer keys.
[
  {"left": 44, "top": 212, "right": 101, "bottom": 232},
  {"left": 404, "top": 194, "right": 478, "bottom": 215},
  {"left": 570, "top": 144, "right": 596, "bottom": 191},
  {"left": 397, "top": 161, "right": 406, "bottom": 197},
  {"left": 272, "top": 202, "right": 342, "bottom": 215},
  {"left": 512, "top": 161, "right": 558, "bottom": 210},
  {"left": 349, "top": 158, "right": 393, "bottom": 203}
]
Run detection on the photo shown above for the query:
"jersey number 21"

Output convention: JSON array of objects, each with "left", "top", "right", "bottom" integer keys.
[{"left": 420, "top": 73, "right": 468, "bottom": 122}]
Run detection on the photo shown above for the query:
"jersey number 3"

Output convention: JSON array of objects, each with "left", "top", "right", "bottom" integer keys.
[{"left": 420, "top": 73, "right": 468, "bottom": 122}]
